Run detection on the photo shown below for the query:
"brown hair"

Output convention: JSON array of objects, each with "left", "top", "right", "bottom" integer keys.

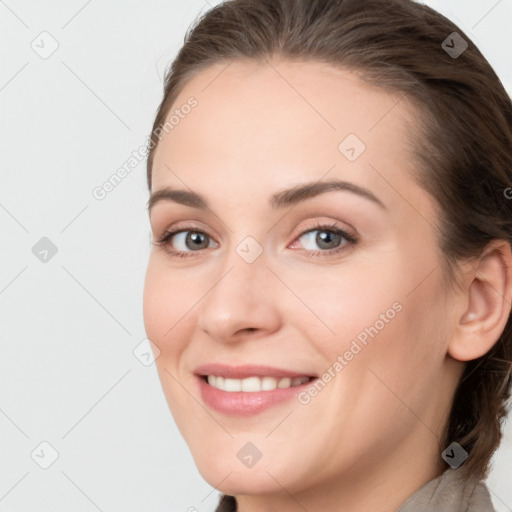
[{"left": 146, "top": 0, "right": 512, "bottom": 480}]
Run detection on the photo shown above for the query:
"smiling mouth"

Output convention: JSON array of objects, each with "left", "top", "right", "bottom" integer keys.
[{"left": 201, "top": 375, "right": 314, "bottom": 392}]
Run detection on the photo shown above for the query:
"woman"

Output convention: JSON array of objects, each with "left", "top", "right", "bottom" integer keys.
[{"left": 142, "top": 0, "right": 512, "bottom": 510}]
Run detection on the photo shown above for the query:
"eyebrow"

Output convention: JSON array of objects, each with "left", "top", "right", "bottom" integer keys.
[{"left": 147, "top": 179, "right": 386, "bottom": 213}]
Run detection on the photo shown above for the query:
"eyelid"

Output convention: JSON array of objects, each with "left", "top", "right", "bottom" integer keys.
[
  {"left": 154, "top": 220, "right": 212, "bottom": 240},
  {"left": 292, "top": 218, "right": 357, "bottom": 243}
]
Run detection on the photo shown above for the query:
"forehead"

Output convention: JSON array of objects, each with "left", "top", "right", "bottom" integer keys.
[{"left": 151, "top": 58, "right": 425, "bottom": 214}]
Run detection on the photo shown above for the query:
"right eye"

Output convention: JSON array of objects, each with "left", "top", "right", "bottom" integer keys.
[{"left": 153, "top": 227, "right": 218, "bottom": 258}]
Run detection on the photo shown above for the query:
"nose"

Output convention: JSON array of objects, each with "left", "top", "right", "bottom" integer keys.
[{"left": 196, "top": 243, "right": 282, "bottom": 343}]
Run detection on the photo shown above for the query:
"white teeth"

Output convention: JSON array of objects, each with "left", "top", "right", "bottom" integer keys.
[
  {"left": 277, "top": 377, "right": 291, "bottom": 389},
  {"left": 224, "top": 378, "right": 242, "bottom": 392},
  {"left": 241, "top": 376, "right": 260, "bottom": 392},
  {"left": 206, "top": 375, "right": 311, "bottom": 392},
  {"left": 261, "top": 376, "right": 277, "bottom": 391}
]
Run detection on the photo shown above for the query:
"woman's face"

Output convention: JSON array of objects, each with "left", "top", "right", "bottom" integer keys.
[{"left": 143, "top": 59, "right": 462, "bottom": 497}]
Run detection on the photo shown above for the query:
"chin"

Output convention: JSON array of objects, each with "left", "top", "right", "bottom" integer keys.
[
  {"left": 188, "top": 438, "right": 316, "bottom": 497},
  {"left": 196, "top": 460, "right": 291, "bottom": 496}
]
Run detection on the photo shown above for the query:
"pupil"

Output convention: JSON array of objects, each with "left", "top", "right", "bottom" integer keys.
[
  {"left": 188, "top": 232, "right": 208, "bottom": 249},
  {"left": 318, "top": 231, "right": 340, "bottom": 249}
]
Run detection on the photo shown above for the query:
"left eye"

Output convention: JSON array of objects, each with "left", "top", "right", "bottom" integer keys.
[
  {"left": 295, "top": 227, "right": 350, "bottom": 251},
  {"left": 290, "top": 222, "right": 357, "bottom": 257}
]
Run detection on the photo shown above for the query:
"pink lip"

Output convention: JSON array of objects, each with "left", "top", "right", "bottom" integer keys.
[{"left": 194, "top": 364, "right": 317, "bottom": 416}]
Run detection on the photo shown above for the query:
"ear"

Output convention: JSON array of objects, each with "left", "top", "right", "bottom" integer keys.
[{"left": 448, "top": 240, "right": 512, "bottom": 362}]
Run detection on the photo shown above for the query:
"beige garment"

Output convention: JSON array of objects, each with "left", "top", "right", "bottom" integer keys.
[
  {"left": 215, "top": 468, "right": 496, "bottom": 511},
  {"left": 397, "top": 467, "right": 496, "bottom": 512}
]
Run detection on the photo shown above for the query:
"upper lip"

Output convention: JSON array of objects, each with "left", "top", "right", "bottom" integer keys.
[{"left": 195, "top": 363, "right": 316, "bottom": 379}]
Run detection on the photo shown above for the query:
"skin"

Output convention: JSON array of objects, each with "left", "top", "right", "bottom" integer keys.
[{"left": 143, "top": 58, "right": 512, "bottom": 512}]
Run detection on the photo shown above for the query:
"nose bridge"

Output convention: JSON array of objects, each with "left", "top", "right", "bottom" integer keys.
[{"left": 197, "top": 234, "right": 280, "bottom": 340}]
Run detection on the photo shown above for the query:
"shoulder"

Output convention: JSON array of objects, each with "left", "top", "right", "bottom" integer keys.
[{"left": 397, "top": 468, "right": 496, "bottom": 512}]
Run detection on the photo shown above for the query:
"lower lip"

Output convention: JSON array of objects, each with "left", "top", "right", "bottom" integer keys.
[{"left": 197, "top": 376, "right": 314, "bottom": 416}]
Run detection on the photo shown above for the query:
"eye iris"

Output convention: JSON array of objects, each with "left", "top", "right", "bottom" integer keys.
[
  {"left": 187, "top": 232, "right": 209, "bottom": 250},
  {"left": 317, "top": 230, "right": 341, "bottom": 249}
]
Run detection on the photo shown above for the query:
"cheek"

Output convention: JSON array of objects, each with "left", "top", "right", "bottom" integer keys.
[
  {"left": 344, "top": 264, "right": 451, "bottom": 417},
  {"left": 143, "top": 260, "right": 193, "bottom": 415},
  {"left": 142, "top": 257, "right": 191, "bottom": 355},
  {"left": 279, "top": 258, "right": 404, "bottom": 358},
  {"left": 298, "top": 248, "right": 448, "bottom": 394}
]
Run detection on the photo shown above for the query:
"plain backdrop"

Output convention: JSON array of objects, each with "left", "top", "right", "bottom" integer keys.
[{"left": 0, "top": 1, "right": 511, "bottom": 511}]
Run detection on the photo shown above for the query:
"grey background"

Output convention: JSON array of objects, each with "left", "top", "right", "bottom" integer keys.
[{"left": 0, "top": 1, "right": 511, "bottom": 511}]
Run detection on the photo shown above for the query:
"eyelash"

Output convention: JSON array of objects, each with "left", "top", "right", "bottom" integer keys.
[{"left": 153, "top": 221, "right": 358, "bottom": 259}]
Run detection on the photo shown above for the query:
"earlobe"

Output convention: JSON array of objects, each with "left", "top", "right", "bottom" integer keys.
[{"left": 448, "top": 240, "right": 512, "bottom": 362}]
